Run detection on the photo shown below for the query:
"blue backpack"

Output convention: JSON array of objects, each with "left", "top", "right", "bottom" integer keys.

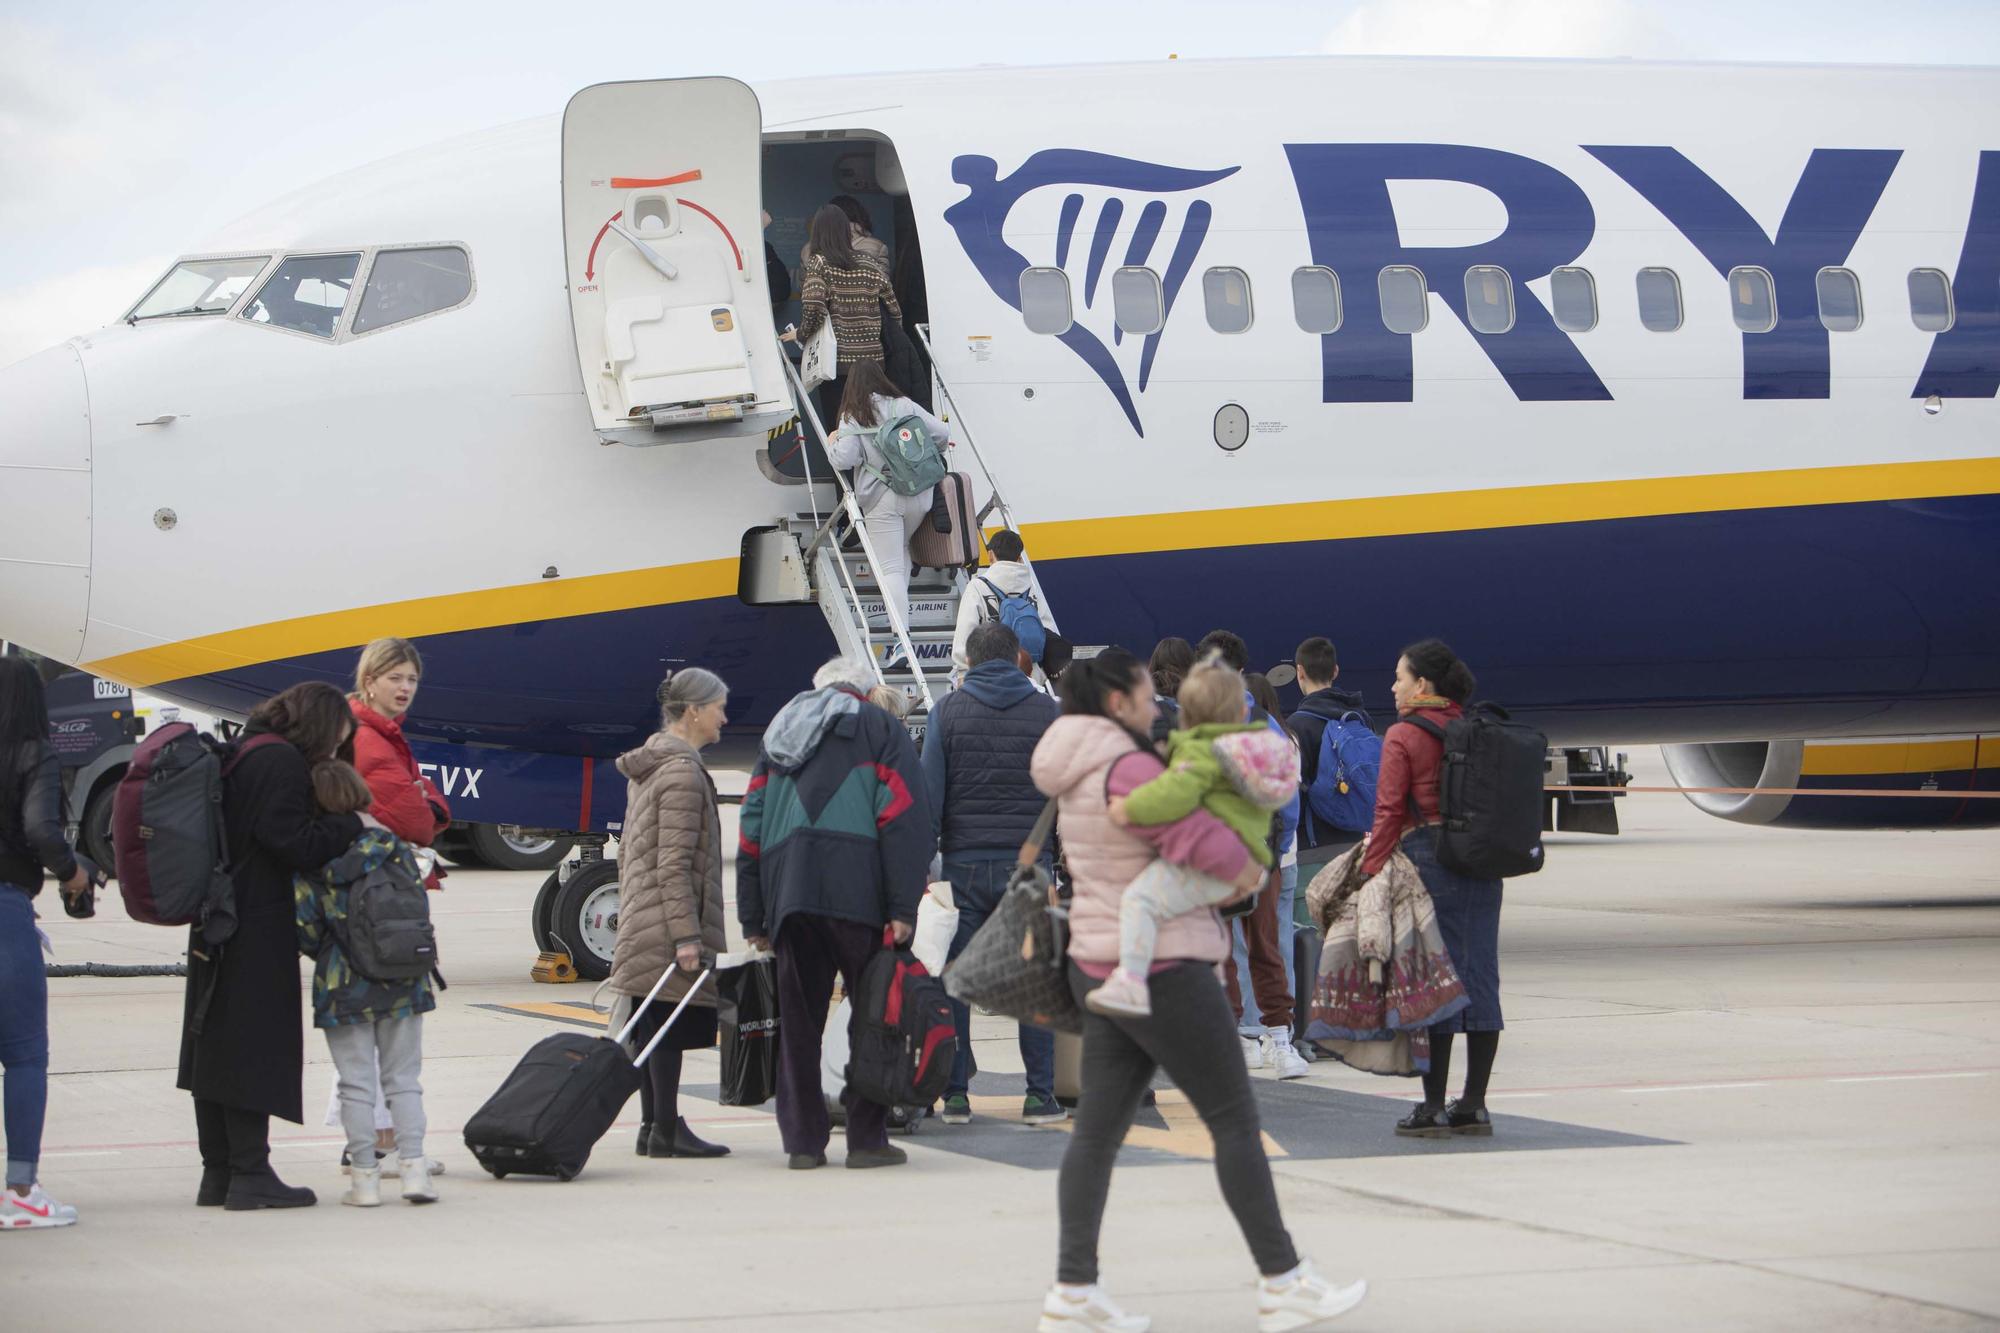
[
  {"left": 1305, "top": 710, "right": 1382, "bottom": 835},
  {"left": 978, "top": 576, "right": 1047, "bottom": 661}
]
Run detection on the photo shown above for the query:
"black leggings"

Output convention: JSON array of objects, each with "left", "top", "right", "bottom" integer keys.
[
  {"left": 1422, "top": 1029, "right": 1500, "bottom": 1109},
  {"left": 629, "top": 1005, "right": 687, "bottom": 1130},
  {"left": 192, "top": 1098, "right": 270, "bottom": 1174},
  {"left": 1059, "top": 961, "right": 1299, "bottom": 1284}
]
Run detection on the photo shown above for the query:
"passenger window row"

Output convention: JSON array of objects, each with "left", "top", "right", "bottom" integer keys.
[
  {"left": 235, "top": 245, "right": 474, "bottom": 341},
  {"left": 1016, "top": 263, "right": 1960, "bottom": 338}
]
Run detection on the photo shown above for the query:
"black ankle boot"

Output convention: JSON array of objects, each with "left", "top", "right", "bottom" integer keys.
[
  {"left": 636, "top": 1122, "right": 653, "bottom": 1156},
  {"left": 222, "top": 1168, "right": 317, "bottom": 1211},
  {"left": 652, "top": 1117, "right": 730, "bottom": 1159},
  {"left": 196, "top": 1167, "right": 229, "bottom": 1207},
  {"left": 1443, "top": 1099, "right": 1493, "bottom": 1136}
]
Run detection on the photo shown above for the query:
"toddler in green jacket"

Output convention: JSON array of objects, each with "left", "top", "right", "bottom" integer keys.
[{"left": 1094, "top": 660, "right": 1300, "bottom": 1017}]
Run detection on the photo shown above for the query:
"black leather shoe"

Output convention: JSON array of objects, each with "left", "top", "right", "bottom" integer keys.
[
  {"left": 222, "top": 1169, "right": 317, "bottom": 1210},
  {"left": 846, "top": 1144, "right": 908, "bottom": 1169},
  {"left": 787, "top": 1152, "right": 827, "bottom": 1170},
  {"left": 196, "top": 1168, "right": 229, "bottom": 1207},
  {"left": 653, "top": 1117, "right": 729, "bottom": 1158},
  {"left": 1443, "top": 1099, "right": 1493, "bottom": 1136},
  {"left": 636, "top": 1122, "right": 653, "bottom": 1156},
  {"left": 1394, "top": 1102, "right": 1453, "bottom": 1139}
]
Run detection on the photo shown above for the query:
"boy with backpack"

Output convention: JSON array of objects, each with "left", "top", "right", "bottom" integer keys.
[
  {"left": 950, "top": 529, "right": 1047, "bottom": 682},
  {"left": 1287, "top": 636, "right": 1383, "bottom": 872},
  {"left": 294, "top": 761, "right": 439, "bottom": 1206}
]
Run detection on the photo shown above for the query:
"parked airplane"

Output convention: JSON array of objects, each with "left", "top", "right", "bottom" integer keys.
[{"left": 2, "top": 58, "right": 1995, "bottom": 974}]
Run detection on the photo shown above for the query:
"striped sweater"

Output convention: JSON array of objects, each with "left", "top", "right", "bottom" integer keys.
[{"left": 798, "top": 255, "right": 902, "bottom": 368}]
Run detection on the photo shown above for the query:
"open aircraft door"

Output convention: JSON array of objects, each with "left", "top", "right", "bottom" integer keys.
[{"left": 562, "top": 79, "right": 785, "bottom": 445}]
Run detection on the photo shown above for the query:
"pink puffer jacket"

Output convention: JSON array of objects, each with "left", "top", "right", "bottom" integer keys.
[{"left": 1031, "top": 715, "right": 1248, "bottom": 966}]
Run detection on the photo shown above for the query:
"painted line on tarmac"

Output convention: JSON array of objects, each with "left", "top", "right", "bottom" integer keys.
[
  {"left": 474, "top": 1000, "right": 608, "bottom": 1028},
  {"left": 1475, "top": 1066, "right": 1997, "bottom": 1097}
]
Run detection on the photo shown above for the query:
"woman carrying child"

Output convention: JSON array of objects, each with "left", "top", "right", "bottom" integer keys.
[
  {"left": 1029, "top": 649, "right": 1366, "bottom": 1333},
  {"left": 295, "top": 761, "right": 438, "bottom": 1206}
]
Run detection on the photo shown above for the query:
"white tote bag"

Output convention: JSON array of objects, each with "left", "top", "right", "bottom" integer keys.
[{"left": 800, "top": 320, "right": 838, "bottom": 392}]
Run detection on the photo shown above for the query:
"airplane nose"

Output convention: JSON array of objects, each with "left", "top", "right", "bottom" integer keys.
[{"left": 0, "top": 342, "right": 93, "bottom": 663}]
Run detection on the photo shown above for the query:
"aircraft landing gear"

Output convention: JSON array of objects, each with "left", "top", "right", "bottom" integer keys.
[{"left": 533, "top": 837, "right": 619, "bottom": 981}]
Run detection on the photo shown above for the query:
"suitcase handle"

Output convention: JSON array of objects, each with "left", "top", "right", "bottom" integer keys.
[
  {"left": 613, "top": 957, "right": 699, "bottom": 1047},
  {"left": 631, "top": 969, "right": 712, "bottom": 1069}
]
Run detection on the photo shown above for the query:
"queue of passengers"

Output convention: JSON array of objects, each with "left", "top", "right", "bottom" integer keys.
[{"left": 0, "top": 613, "right": 1511, "bottom": 1333}]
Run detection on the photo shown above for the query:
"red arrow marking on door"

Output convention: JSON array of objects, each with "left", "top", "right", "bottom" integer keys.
[
  {"left": 584, "top": 211, "right": 622, "bottom": 282},
  {"left": 674, "top": 198, "right": 743, "bottom": 271}
]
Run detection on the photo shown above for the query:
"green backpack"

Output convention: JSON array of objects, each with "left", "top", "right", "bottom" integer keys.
[{"left": 862, "top": 414, "right": 948, "bottom": 496}]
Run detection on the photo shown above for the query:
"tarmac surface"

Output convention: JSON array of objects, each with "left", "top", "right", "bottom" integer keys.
[{"left": 6, "top": 750, "right": 1998, "bottom": 1332}]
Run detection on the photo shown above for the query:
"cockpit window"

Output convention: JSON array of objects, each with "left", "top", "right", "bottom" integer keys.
[
  {"left": 351, "top": 246, "right": 473, "bottom": 334},
  {"left": 240, "top": 252, "right": 362, "bottom": 339},
  {"left": 129, "top": 256, "right": 270, "bottom": 321}
]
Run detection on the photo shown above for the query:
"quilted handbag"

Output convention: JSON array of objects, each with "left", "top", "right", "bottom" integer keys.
[{"left": 941, "top": 801, "right": 1084, "bottom": 1035}]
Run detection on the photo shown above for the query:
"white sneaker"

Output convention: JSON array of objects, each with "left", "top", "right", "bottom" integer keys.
[
  {"left": 342, "top": 1165, "right": 382, "bottom": 1208},
  {"left": 1241, "top": 1033, "right": 1266, "bottom": 1070},
  {"left": 0, "top": 1183, "right": 78, "bottom": 1230},
  {"left": 369, "top": 1155, "right": 445, "bottom": 1178},
  {"left": 1084, "top": 968, "right": 1152, "bottom": 1018},
  {"left": 1258, "top": 1260, "right": 1367, "bottom": 1331},
  {"left": 400, "top": 1157, "right": 438, "bottom": 1204},
  {"left": 1263, "top": 1028, "right": 1310, "bottom": 1080},
  {"left": 1037, "top": 1283, "right": 1151, "bottom": 1332}
]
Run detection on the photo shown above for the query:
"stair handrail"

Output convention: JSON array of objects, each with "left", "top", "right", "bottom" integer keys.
[
  {"left": 912, "top": 325, "right": 1059, "bottom": 634},
  {"left": 781, "top": 356, "right": 937, "bottom": 714}
]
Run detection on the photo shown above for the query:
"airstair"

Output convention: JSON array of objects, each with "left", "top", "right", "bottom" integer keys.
[{"left": 753, "top": 330, "right": 1059, "bottom": 738}]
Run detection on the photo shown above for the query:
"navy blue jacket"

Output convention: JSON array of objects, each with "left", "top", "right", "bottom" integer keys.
[
  {"left": 1288, "top": 686, "right": 1373, "bottom": 855},
  {"left": 922, "top": 660, "right": 1062, "bottom": 859}
]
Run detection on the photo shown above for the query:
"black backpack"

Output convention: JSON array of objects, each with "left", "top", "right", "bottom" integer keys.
[
  {"left": 334, "top": 854, "right": 438, "bottom": 983},
  {"left": 1405, "top": 703, "right": 1547, "bottom": 879},
  {"left": 846, "top": 927, "right": 957, "bottom": 1108}
]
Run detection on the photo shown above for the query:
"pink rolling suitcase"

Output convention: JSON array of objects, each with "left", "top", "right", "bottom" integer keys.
[{"left": 909, "top": 471, "right": 980, "bottom": 571}]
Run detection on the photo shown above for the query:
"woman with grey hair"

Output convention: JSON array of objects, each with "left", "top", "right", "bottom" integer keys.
[{"left": 608, "top": 667, "right": 732, "bottom": 1159}]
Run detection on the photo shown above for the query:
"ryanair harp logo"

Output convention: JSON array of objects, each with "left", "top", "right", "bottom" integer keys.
[{"left": 945, "top": 150, "right": 1241, "bottom": 436}]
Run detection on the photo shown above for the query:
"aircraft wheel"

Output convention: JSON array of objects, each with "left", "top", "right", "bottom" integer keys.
[
  {"left": 531, "top": 868, "right": 562, "bottom": 953},
  {"left": 548, "top": 859, "right": 619, "bottom": 981},
  {"left": 467, "top": 823, "right": 577, "bottom": 872},
  {"left": 81, "top": 780, "right": 120, "bottom": 878}
]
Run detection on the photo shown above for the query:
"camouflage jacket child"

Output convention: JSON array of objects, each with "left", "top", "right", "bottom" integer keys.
[{"left": 294, "top": 827, "right": 437, "bottom": 1029}]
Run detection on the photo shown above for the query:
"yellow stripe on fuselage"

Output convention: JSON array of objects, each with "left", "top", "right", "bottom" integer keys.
[
  {"left": 85, "top": 558, "right": 739, "bottom": 689},
  {"left": 1020, "top": 456, "right": 2000, "bottom": 560},
  {"left": 81, "top": 456, "right": 2000, "bottom": 690}
]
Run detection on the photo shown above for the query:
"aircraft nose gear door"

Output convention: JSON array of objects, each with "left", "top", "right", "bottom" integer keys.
[{"left": 562, "top": 78, "right": 784, "bottom": 445}]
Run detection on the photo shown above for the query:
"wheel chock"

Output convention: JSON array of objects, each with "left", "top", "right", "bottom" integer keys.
[{"left": 531, "top": 951, "right": 579, "bottom": 984}]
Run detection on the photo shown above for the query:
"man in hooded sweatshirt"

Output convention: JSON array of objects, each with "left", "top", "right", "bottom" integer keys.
[
  {"left": 921, "top": 622, "right": 1066, "bottom": 1126},
  {"left": 1286, "top": 635, "right": 1377, "bottom": 875},
  {"left": 738, "top": 657, "right": 935, "bottom": 1170},
  {"left": 950, "top": 529, "right": 1039, "bottom": 680}
]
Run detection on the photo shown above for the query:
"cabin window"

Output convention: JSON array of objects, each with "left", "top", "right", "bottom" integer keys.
[
  {"left": 1636, "top": 267, "right": 1683, "bottom": 333},
  {"left": 1378, "top": 265, "right": 1429, "bottom": 334},
  {"left": 1550, "top": 266, "right": 1597, "bottom": 333},
  {"left": 1815, "top": 267, "right": 1863, "bottom": 333},
  {"left": 1728, "top": 266, "right": 1777, "bottom": 333},
  {"left": 352, "top": 246, "right": 474, "bottom": 335},
  {"left": 1464, "top": 265, "right": 1515, "bottom": 334},
  {"left": 1019, "top": 267, "right": 1073, "bottom": 335},
  {"left": 1112, "top": 266, "right": 1164, "bottom": 335},
  {"left": 1290, "top": 266, "right": 1342, "bottom": 334},
  {"left": 128, "top": 256, "right": 270, "bottom": 321},
  {"left": 1202, "top": 267, "right": 1254, "bottom": 333},
  {"left": 240, "top": 252, "right": 362, "bottom": 339},
  {"left": 1907, "top": 268, "right": 1955, "bottom": 332}
]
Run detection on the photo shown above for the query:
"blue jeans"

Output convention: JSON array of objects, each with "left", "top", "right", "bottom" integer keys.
[
  {"left": 0, "top": 885, "right": 50, "bottom": 1188},
  {"left": 1231, "top": 863, "right": 1298, "bottom": 1035},
  {"left": 944, "top": 858, "right": 1055, "bottom": 1100}
]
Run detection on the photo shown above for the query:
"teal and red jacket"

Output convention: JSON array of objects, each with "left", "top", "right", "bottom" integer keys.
[{"left": 736, "top": 686, "right": 935, "bottom": 941}]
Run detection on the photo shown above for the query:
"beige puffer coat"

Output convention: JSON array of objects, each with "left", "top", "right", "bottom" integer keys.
[{"left": 608, "top": 732, "right": 725, "bottom": 1007}]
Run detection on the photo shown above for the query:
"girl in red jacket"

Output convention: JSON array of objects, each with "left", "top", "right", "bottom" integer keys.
[{"left": 326, "top": 638, "right": 450, "bottom": 1176}]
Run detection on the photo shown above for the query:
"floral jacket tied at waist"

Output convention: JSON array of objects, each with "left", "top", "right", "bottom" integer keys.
[{"left": 1302, "top": 841, "right": 1468, "bottom": 1076}]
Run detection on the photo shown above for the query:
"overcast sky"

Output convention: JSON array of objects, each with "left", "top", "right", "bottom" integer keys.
[{"left": 2, "top": 0, "right": 1996, "bottom": 368}]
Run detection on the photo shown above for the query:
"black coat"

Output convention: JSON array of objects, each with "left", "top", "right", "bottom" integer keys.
[{"left": 176, "top": 732, "right": 360, "bottom": 1122}]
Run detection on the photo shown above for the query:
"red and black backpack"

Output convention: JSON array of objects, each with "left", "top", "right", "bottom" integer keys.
[{"left": 845, "top": 926, "right": 957, "bottom": 1109}]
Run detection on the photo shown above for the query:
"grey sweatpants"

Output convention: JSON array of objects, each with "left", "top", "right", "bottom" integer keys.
[
  {"left": 324, "top": 1015, "right": 425, "bottom": 1167},
  {"left": 1059, "top": 961, "right": 1299, "bottom": 1284},
  {"left": 1117, "top": 860, "right": 1237, "bottom": 978}
]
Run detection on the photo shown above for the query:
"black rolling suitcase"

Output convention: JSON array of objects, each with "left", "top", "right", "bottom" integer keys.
[{"left": 464, "top": 967, "right": 710, "bottom": 1181}]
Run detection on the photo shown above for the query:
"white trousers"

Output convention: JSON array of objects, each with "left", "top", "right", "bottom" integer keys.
[
  {"left": 862, "top": 489, "right": 934, "bottom": 646},
  {"left": 1117, "top": 860, "right": 1238, "bottom": 978}
]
